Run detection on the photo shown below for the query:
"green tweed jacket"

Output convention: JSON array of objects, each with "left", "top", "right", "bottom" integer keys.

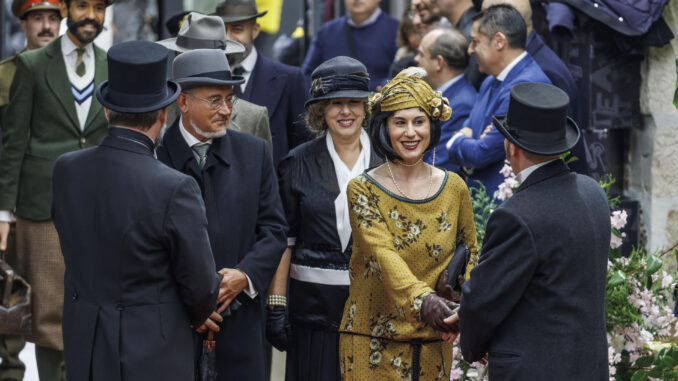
[{"left": 0, "top": 36, "right": 109, "bottom": 221}]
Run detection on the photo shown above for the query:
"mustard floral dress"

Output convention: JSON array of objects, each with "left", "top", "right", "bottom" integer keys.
[{"left": 338, "top": 171, "right": 478, "bottom": 381}]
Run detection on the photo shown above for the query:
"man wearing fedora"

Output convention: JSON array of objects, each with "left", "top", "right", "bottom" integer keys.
[
  {"left": 0, "top": 0, "right": 113, "bottom": 379},
  {"left": 156, "top": 11, "right": 273, "bottom": 150},
  {"left": 215, "top": 0, "right": 310, "bottom": 166},
  {"left": 156, "top": 49, "right": 287, "bottom": 381},
  {"left": 52, "top": 40, "right": 223, "bottom": 381},
  {"left": 449, "top": 83, "right": 610, "bottom": 379}
]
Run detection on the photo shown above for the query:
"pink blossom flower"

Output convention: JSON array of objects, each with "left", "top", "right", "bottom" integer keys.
[
  {"left": 449, "top": 367, "right": 464, "bottom": 380},
  {"left": 499, "top": 162, "right": 514, "bottom": 178},
  {"left": 661, "top": 273, "right": 674, "bottom": 289},
  {"left": 496, "top": 182, "right": 514, "bottom": 201},
  {"left": 610, "top": 210, "right": 628, "bottom": 230},
  {"left": 610, "top": 233, "right": 623, "bottom": 249}
]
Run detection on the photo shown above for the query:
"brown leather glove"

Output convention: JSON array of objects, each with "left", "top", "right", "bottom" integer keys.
[
  {"left": 421, "top": 293, "right": 459, "bottom": 333},
  {"left": 435, "top": 270, "right": 465, "bottom": 303}
]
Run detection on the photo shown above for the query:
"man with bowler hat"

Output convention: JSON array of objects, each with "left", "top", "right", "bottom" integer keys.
[
  {"left": 156, "top": 11, "right": 273, "bottom": 150},
  {"left": 156, "top": 49, "right": 287, "bottom": 381},
  {"left": 0, "top": 0, "right": 113, "bottom": 378},
  {"left": 447, "top": 82, "right": 610, "bottom": 380},
  {"left": 52, "top": 40, "right": 223, "bottom": 381},
  {"left": 215, "top": 0, "right": 310, "bottom": 165}
]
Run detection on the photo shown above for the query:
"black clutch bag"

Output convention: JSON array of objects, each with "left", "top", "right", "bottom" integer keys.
[
  {"left": 446, "top": 243, "right": 470, "bottom": 291},
  {"left": 0, "top": 251, "right": 31, "bottom": 335}
]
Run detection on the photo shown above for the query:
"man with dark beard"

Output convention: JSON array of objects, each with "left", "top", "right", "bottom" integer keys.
[
  {"left": 0, "top": 2, "right": 61, "bottom": 381},
  {"left": 0, "top": 1, "right": 113, "bottom": 379}
]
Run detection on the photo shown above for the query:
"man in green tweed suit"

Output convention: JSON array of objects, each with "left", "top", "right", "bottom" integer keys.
[{"left": 0, "top": 0, "right": 114, "bottom": 379}]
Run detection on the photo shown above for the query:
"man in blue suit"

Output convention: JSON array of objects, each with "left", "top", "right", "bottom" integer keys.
[
  {"left": 416, "top": 27, "right": 477, "bottom": 173},
  {"left": 444, "top": 5, "right": 550, "bottom": 198},
  {"left": 215, "top": 0, "right": 310, "bottom": 165},
  {"left": 302, "top": 0, "right": 399, "bottom": 90},
  {"left": 482, "top": 0, "right": 589, "bottom": 175}
]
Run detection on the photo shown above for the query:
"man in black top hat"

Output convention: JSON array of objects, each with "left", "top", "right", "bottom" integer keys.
[
  {"left": 215, "top": 0, "right": 310, "bottom": 166},
  {"left": 447, "top": 82, "right": 610, "bottom": 380},
  {"left": 52, "top": 41, "right": 224, "bottom": 381}
]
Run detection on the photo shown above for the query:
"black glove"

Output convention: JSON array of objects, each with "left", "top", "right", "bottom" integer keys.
[
  {"left": 421, "top": 293, "right": 459, "bottom": 333},
  {"left": 266, "top": 306, "right": 292, "bottom": 351}
]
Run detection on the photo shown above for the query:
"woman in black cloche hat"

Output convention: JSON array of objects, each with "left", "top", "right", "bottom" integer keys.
[{"left": 265, "top": 56, "right": 382, "bottom": 381}]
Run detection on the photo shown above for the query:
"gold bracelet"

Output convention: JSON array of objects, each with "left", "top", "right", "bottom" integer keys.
[{"left": 266, "top": 294, "right": 287, "bottom": 307}]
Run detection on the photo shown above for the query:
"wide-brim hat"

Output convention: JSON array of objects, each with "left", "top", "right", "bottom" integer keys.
[
  {"left": 493, "top": 82, "right": 580, "bottom": 156},
  {"left": 305, "top": 56, "right": 370, "bottom": 109},
  {"left": 173, "top": 48, "right": 245, "bottom": 90},
  {"left": 156, "top": 12, "right": 245, "bottom": 55},
  {"left": 12, "top": 0, "right": 61, "bottom": 19},
  {"left": 215, "top": 0, "right": 268, "bottom": 23},
  {"left": 97, "top": 41, "right": 180, "bottom": 113}
]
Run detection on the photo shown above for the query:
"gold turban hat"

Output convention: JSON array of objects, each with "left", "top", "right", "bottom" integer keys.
[{"left": 369, "top": 67, "right": 452, "bottom": 121}]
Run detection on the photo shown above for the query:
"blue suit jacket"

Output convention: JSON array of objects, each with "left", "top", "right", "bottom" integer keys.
[
  {"left": 302, "top": 13, "right": 399, "bottom": 90},
  {"left": 424, "top": 75, "right": 477, "bottom": 172},
  {"left": 242, "top": 53, "right": 310, "bottom": 166},
  {"left": 447, "top": 54, "right": 550, "bottom": 198}
]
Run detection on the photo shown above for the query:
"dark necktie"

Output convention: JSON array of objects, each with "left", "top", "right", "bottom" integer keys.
[
  {"left": 75, "top": 48, "right": 86, "bottom": 77},
  {"left": 232, "top": 66, "right": 246, "bottom": 97},
  {"left": 192, "top": 143, "right": 210, "bottom": 168}
]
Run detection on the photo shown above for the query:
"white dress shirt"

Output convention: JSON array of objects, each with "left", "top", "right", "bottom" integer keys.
[
  {"left": 178, "top": 117, "right": 257, "bottom": 298},
  {"left": 515, "top": 159, "right": 559, "bottom": 183},
  {"left": 61, "top": 35, "right": 95, "bottom": 130},
  {"left": 347, "top": 7, "right": 381, "bottom": 28}
]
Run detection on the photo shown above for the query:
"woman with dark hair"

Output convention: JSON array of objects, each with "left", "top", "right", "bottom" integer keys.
[
  {"left": 265, "top": 56, "right": 382, "bottom": 381},
  {"left": 338, "top": 67, "right": 478, "bottom": 380}
]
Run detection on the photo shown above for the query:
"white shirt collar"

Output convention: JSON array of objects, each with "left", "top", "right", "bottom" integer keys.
[
  {"left": 238, "top": 47, "right": 258, "bottom": 74},
  {"left": 61, "top": 34, "right": 93, "bottom": 59},
  {"left": 515, "top": 158, "right": 559, "bottom": 183},
  {"left": 437, "top": 73, "right": 464, "bottom": 94},
  {"left": 347, "top": 7, "right": 382, "bottom": 28},
  {"left": 179, "top": 116, "right": 212, "bottom": 147},
  {"left": 496, "top": 51, "right": 527, "bottom": 81},
  {"left": 326, "top": 129, "right": 371, "bottom": 251}
]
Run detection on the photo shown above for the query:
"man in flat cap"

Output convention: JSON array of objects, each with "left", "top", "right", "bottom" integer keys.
[
  {"left": 0, "top": 1, "right": 61, "bottom": 379},
  {"left": 215, "top": 0, "right": 310, "bottom": 166},
  {"left": 157, "top": 48, "right": 287, "bottom": 381},
  {"left": 0, "top": 0, "right": 113, "bottom": 379},
  {"left": 52, "top": 40, "right": 223, "bottom": 381},
  {"left": 448, "top": 82, "right": 610, "bottom": 380},
  {"left": 156, "top": 11, "right": 273, "bottom": 150}
]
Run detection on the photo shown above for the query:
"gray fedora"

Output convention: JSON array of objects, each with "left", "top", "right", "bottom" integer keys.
[
  {"left": 156, "top": 12, "right": 245, "bottom": 55},
  {"left": 173, "top": 49, "right": 245, "bottom": 90},
  {"left": 215, "top": 0, "right": 268, "bottom": 23}
]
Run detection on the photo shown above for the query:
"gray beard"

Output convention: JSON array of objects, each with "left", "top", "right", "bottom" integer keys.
[
  {"left": 190, "top": 119, "right": 227, "bottom": 139},
  {"left": 154, "top": 123, "right": 168, "bottom": 148}
]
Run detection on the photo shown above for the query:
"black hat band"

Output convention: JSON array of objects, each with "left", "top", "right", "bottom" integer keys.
[
  {"left": 310, "top": 73, "right": 369, "bottom": 98},
  {"left": 176, "top": 35, "right": 226, "bottom": 50},
  {"left": 107, "top": 84, "right": 168, "bottom": 108},
  {"left": 188, "top": 70, "right": 239, "bottom": 81},
  {"left": 506, "top": 127, "right": 566, "bottom": 146}
]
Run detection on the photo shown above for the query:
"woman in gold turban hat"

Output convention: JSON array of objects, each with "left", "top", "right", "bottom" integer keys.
[{"left": 337, "top": 67, "right": 479, "bottom": 380}]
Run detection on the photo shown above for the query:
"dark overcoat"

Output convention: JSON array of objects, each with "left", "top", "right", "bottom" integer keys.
[
  {"left": 157, "top": 120, "right": 288, "bottom": 381},
  {"left": 458, "top": 160, "right": 610, "bottom": 380},
  {"left": 52, "top": 127, "right": 221, "bottom": 381},
  {"left": 241, "top": 53, "right": 310, "bottom": 166}
]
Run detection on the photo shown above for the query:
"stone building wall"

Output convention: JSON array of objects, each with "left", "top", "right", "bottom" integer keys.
[{"left": 631, "top": 3, "right": 678, "bottom": 253}]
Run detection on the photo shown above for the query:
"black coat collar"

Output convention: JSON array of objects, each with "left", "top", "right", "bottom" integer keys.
[
  {"left": 515, "top": 159, "right": 570, "bottom": 194},
  {"left": 100, "top": 127, "right": 155, "bottom": 156}
]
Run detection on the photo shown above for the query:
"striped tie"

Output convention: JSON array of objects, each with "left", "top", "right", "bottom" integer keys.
[
  {"left": 192, "top": 143, "right": 210, "bottom": 168},
  {"left": 75, "top": 48, "right": 86, "bottom": 77}
]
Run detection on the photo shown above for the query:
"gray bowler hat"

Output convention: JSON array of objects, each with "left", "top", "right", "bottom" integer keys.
[
  {"left": 156, "top": 12, "right": 245, "bottom": 55},
  {"left": 173, "top": 49, "right": 245, "bottom": 90}
]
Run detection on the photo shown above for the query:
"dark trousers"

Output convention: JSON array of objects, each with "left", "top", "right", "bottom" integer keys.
[{"left": 35, "top": 345, "right": 65, "bottom": 381}]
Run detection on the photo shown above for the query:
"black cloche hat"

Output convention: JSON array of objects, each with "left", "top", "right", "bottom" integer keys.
[
  {"left": 493, "top": 82, "right": 580, "bottom": 155},
  {"left": 305, "top": 56, "right": 370, "bottom": 109},
  {"left": 96, "top": 41, "right": 180, "bottom": 113}
]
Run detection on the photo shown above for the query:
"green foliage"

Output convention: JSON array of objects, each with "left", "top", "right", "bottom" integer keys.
[{"left": 469, "top": 181, "right": 497, "bottom": 247}]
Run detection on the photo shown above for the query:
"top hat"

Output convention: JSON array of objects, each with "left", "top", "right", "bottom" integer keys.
[
  {"left": 493, "top": 82, "right": 580, "bottom": 155},
  {"left": 173, "top": 49, "right": 245, "bottom": 90},
  {"left": 305, "top": 56, "right": 370, "bottom": 109},
  {"left": 96, "top": 41, "right": 180, "bottom": 113},
  {"left": 215, "top": 0, "right": 268, "bottom": 23},
  {"left": 156, "top": 12, "right": 245, "bottom": 55},
  {"left": 12, "top": 0, "right": 60, "bottom": 19}
]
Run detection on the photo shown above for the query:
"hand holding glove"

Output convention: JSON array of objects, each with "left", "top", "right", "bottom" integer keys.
[{"left": 421, "top": 293, "right": 459, "bottom": 333}]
